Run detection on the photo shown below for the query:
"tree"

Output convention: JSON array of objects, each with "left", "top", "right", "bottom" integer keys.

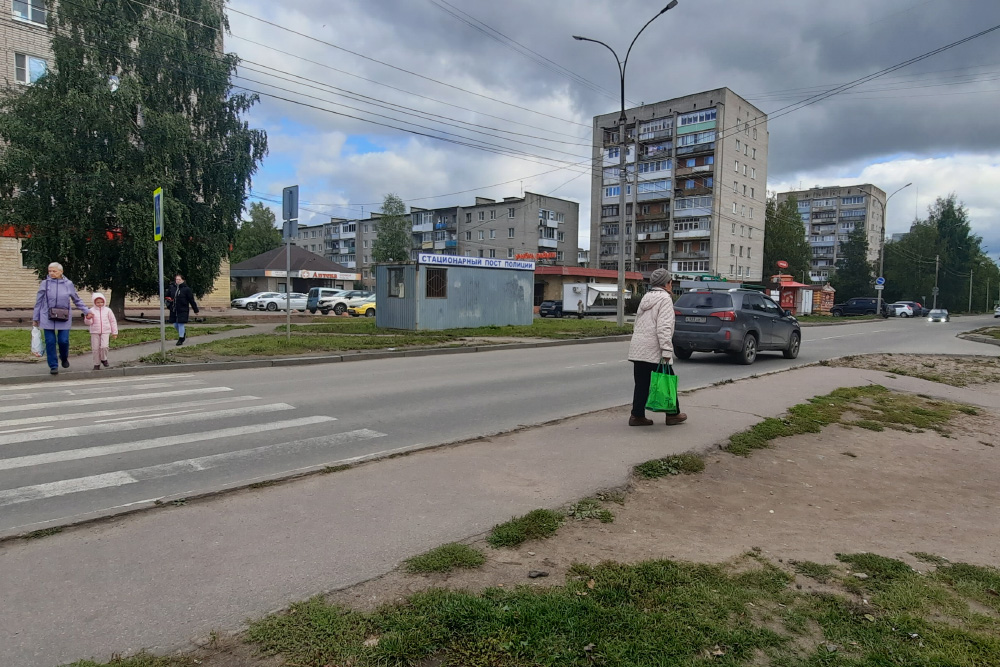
[
  {"left": 232, "top": 203, "right": 282, "bottom": 264},
  {"left": 371, "top": 193, "right": 412, "bottom": 263},
  {"left": 0, "top": 0, "right": 267, "bottom": 316},
  {"left": 763, "top": 194, "right": 812, "bottom": 283},
  {"left": 830, "top": 224, "right": 872, "bottom": 299},
  {"left": 882, "top": 220, "right": 938, "bottom": 305}
]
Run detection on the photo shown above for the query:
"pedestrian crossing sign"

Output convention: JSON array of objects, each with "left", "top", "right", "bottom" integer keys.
[{"left": 153, "top": 187, "right": 163, "bottom": 242}]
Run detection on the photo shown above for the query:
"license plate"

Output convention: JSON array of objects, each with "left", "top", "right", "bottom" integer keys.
[{"left": 685, "top": 316, "right": 707, "bottom": 323}]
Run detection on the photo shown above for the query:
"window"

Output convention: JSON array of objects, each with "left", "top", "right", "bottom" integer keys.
[
  {"left": 699, "top": 240, "right": 709, "bottom": 252},
  {"left": 601, "top": 205, "right": 619, "bottom": 217},
  {"left": 637, "top": 179, "right": 670, "bottom": 194},
  {"left": 730, "top": 243, "right": 735, "bottom": 256},
  {"left": 674, "top": 196, "right": 712, "bottom": 210},
  {"left": 478, "top": 230, "right": 484, "bottom": 240},
  {"left": 742, "top": 184, "right": 747, "bottom": 196},
  {"left": 508, "top": 227, "right": 515, "bottom": 238},
  {"left": 752, "top": 148, "right": 757, "bottom": 159},
  {"left": 685, "top": 158, "right": 695, "bottom": 167},
  {"left": 741, "top": 225, "right": 745, "bottom": 237},
  {"left": 742, "top": 164, "right": 747, "bottom": 175},
  {"left": 747, "top": 247, "right": 751, "bottom": 260},
  {"left": 637, "top": 159, "right": 671, "bottom": 173},
  {"left": 489, "top": 249, "right": 496, "bottom": 258},
  {"left": 730, "top": 264, "right": 734, "bottom": 275},
  {"left": 686, "top": 179, "right": 695, "bottom": 189},
  {"left": 508, "top": 207, "right": 515, "bottom": 218},
  {"left": 678, "top": 108, "right": 716, "bottom": 126},
  {"left": 466, "top": 213, "right": 472, "bottom": 223},
  {"left": 362, "top": 240, "right": 368, "bottom": 248},
  {"left": 490, "top": 210, "right": 496, "bottom": 220},
  {"left": 465, "top": 231, "right": 472, "bottom": 240},
  {"left": 676, "top": 130, "right": 715, "bottom": 146},
  {"left": 364, "top": 224, "right": 369, "bottom": 233},
  {"left": 736, "top": 140, "right": 741, "bottom": 151},
  {"left": 638, "top": 116, "right": 671, "bottom": 138},
  {"left": 474, "top": 211, "right": 483, "bottom": 221},
  {"left": 750, "top": 187, "right": 755, "bottom": 199},
  {"left": 842, "top": 196, "right": 865, "bottom": 205},
  {"left": 557, "top": 251, "right": 564, "bottom": 262},
  {"left": 706, "top": 156, "right": 714, "bottom": 164},
  {"left": 738, "top": 265, "right": 743, "bottom": 277},
  {"left": 749, "top": 208, "right": 754, "bottom": 220},
  {"left": 12, "top": 0, "right": 46, "bottom": 24},
  {"left": 464, "top": 250, "right": 472, "bottom": 257},
  {"left": 507, "top": 248, "right": 514, "bottom": 258},
  {"left": 735, "top": 160, "right": 739, "bottom": 172},
  {"left": 706, "top": 177, "right": 714, "bottom": 187},
  {"left": 741, "top": 205, "right": 746, "bottom": 217},
  {"left": 557, "top": 231, "right": 565, "bottom": 241},
  {"left": 753, "top": 127, "right": 758, "bottom": 140},
  {"left": 744, "top": 145, "right": 749, "bottom": 156},
  {"left": 489, "top": 229, "right": 496, "bottom": 239},
  {"left": 607, "top": 146, "right": 620, "bottom": 159},
  {"left": 605, "top": 186, "right": 620, "bottom": 198},
  {"left": 425, "top": 268, "right": 447, "bottom": 298},
  {"left": 14, "top": 53, "right": 49, "bottom": 84},
  {"left": 744, "top": 123, "right": 750, "bottom": 136},
  {"left": 733, "top": 180, "right": 738, "bottom": 193},
  {"left": 748, "top": 227, "right": 753, "bottom": 239},
  {"left": 733, "top": 202, "right": 737, "bottom": 214},
  {"left": 750, "top": 168, "right": 756, "bottom": 180},
  {"left": 478, "top": 249, "right": 484, "bottom": 257}
]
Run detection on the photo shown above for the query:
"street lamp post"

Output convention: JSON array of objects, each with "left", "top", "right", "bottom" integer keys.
[
  {"left": 574, "top": 0, "right": 679, "bottom": 327},
  {"left": 874, "top": 182, "right": 912, "bottom": 316}
]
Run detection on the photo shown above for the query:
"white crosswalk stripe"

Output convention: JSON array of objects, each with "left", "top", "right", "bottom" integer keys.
[{"left": 0, "top": 375, "right": 384, "bottom": 531}]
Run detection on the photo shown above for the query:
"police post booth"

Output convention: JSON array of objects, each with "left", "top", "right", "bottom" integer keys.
[{"left": 375, "top": 254, "right": 535, "bottom": 330}]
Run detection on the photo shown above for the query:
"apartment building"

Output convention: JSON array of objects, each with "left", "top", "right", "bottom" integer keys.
[
  {"left": 589, "top": 87, "right": 768, "bottom": 283},
  {"left": 3, "top": 0, "right": 51, "bottom": 88},
  {"left": 776, "top": 184, "right": 886, "bottom": 283},
  {"left": 293, "top": 218, "right": 357, "bottom": 270}
]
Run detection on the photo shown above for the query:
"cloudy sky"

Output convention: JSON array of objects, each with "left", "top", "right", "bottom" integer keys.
[{"left": 227, "top": 0, "right": 1000, "bottom": 257}]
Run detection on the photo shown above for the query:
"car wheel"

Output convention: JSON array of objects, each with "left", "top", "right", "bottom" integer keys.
[
  {"left": 365, "top": 308, "right": 375, "bottom": 317},
  {"left": 901, "top": 312, "right": 909, "bottom": 318},
  {"left": 783, "top": 332, "right": 801, "bottom": 359},
  {"left": 308, "top": 309, "right": 317, "bottom": 314},
  {"left": 247, "top": 303, "right": 256, "bottom": 311},
  {"left": 334, "top": 303, "right": 347, "bottom": 315},
  {"left": 831, "top": 310, "right": 842, "bottom": 317},
  {"left": 674, "top": 348, "right": 693, "bottom": 360},
  {"left": 320, "top": 309, "right": 330, "bottom": 315},
  {"left": 737, "top": 333, "right": 758, "bottom": 365},
  {"left": 864, "top": 310, "right": 875, "bottom": 316},
  {"left": 266, "top": 302, "right": 278, "bottom": 311}
]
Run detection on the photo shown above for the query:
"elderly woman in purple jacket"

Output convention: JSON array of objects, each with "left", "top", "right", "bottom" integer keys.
[{"left": 32, "top": 262, "right": 90, "bottom": 375}]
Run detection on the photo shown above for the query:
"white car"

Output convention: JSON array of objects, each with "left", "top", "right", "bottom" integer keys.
[
  {"left": 232, "top": 292, "right": 282, "bottom": 310},
  {"left": 256, "top": 293, "right": 308, "bottom": 312},
  {"left": 317, "top": 290, "right": 375, "bottom": 315},
  {"left": 994, "top": 304, "right": 1000, "bottom": 318},
  {"left": 890, "top": 303, "right": 914, "bottom": 318}
]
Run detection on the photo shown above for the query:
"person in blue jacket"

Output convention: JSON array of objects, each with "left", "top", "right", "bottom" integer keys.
[{"left": 32, "top": 262, "right": 90, "bottom": 375}]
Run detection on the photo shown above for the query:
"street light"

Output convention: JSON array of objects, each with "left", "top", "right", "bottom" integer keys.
[
  {"left": 574, "top": 0, "right": 679, "bottom": 326},
  {"left": 874, "top": 182, "right": 911, "bottom": 316}
]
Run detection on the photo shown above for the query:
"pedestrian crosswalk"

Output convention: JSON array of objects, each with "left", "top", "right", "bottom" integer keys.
[{"left": 0, "top": 374, "right": 387, "bottom": 533}]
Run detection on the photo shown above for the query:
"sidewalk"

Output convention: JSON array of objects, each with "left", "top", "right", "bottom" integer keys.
[{"left": 2, "top": 365, "right": 999, "bottom": 666}]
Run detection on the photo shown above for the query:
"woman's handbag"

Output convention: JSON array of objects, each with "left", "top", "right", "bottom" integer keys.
[
  {"left": 46, "top": 282, "right": 70, "bottom": 321},
  {"left": 645, "top": 359, "right": 680, "bottom": 415}
]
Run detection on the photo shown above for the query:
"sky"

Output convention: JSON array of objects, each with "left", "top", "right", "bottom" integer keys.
[{"left": 226, "top": 0, "right": 1000, "bottom": 260}]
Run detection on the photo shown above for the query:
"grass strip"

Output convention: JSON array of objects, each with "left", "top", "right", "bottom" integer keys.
[
  {"left": 240, "top": 553, "right": 1000, "bottom": 667},
  {"left": 159, "top": 332, "right": 458, "bottom": 360},
  {"left": 633, "top": 453, "right": 705, "bottom": 479},
  {"left": 65, "top": 654, "right": 196, "bottom": 666},
  {"left": 487, "top": 509, "right": 563, "bottom": 548},
  {"left": 404, "top": 543, "right": 486, "bottom": 574},
  {"left": 725, "top": 385, "right": 963, "bottom": 456},
  {"left": 282, "top": 317, "right": 632, "bottom": 339}
]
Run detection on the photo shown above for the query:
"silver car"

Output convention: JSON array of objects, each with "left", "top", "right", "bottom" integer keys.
[{"left": 927, "top": 309, "right": 950, "bottom": 322}]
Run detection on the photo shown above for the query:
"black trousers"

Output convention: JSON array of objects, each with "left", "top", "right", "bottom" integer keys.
[{"left": 631, "top": 360, "right": 658, "bottom": 418}]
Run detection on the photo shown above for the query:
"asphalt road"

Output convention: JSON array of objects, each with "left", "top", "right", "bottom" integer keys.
[{"left": 0, "top": 315, "right": 995, "bottom": 536}]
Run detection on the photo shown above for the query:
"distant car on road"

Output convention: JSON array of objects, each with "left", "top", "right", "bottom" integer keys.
[
  {"left": 256, "top": 292, "right": 308, "bottom": 312},
  {"left": 539, "top": 300, "right": 564, "bottom": 318},
  {"left": 893, "top": 300, "right": 928, "bottom": 317},
  {"left": 672, "top": 288, "right": 801, "bottom": 365},
  {"left": 994, "top": 304, "right": 1000, "bottom": 318},
  {"left": 928, "top": 309, "right": 950, "bottom": 322},
  {"left": 830, "top": 297, "right": 889, "bottom": 318},
  {"left": 889, "top": 302, "right": 914, "bottom": 318},
  {"left": 347, "top": 301, "right": 376, "bottom": 317},
  {"left": 232, "top": 292, "right": 282, "bottom": 310}
]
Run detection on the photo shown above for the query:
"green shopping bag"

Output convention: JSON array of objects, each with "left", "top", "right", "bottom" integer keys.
[{"left": 645, "top": 359, "right": 680, "bottom": 414}]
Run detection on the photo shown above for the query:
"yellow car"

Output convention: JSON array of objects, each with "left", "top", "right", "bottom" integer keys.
[{"left": 348, "top": 301, "right": 376, "bottom": 317}]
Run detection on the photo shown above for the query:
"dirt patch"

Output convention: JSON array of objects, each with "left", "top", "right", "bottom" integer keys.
[{"left": 826, "top": 353, "right": 1000, "bottom": 387}]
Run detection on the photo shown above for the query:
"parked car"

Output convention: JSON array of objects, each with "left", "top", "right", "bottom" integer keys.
[
  {"left": 893, "top": 300, "right": 928, "bottom": 317},
  {"left": 539, "top": 300, "right": 564, "bottom": 318},
  {"left": 994, "top": 304, "right": 1000, "bottom": 318},
  {"left": 672, "top": 289, "right": 801, "bottom": 365},
  {"left": 829, "top": 297, "right": 889, "bottom": 318},
  {"left": 232, "top": 292, "right": 282, "bottom": 310},
  {"left": 889, "top": 303, "right": 914, "bottom": 318},
  {"left": 317, "top": 290, "right": 375, "bottom": 315},
  {"left": 256, "top": 292, "right": 308, "bottom": 312},
  {"left": 928, "top": 309, "right": 950, "bottom": 322},
  {"left": 347, "top": 301, "right": 376, "bottom": 317},
  {"left": 307, "top": 287, "right": 348, "bottom": 314}
]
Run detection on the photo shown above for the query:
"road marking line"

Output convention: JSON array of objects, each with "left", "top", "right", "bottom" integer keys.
[
  {"left": 0, "top": 416, "right": 337, "bottom": 471},
  {"left": 0, "top": 404, "right": 297, "bottom": 446},
  {"left": 814, "top": 329, "right": 891, "bottom": 341},
  {"left": 0, "top": 374, "right": 197, "bottom": 392},
  {"left": 0, "top": 395, "right": 253, "bottom": 429},
  {"left": 0, "top": 429, "right": 385, "bottom": 507},
  {"left": 0, "top": 380, "right": 203, "bottom": 402},
  {"left": 95, "top": 408, "right": 204, "bottom": 423},
  {"left": 0, "top": 386, "right": 233, "bottom": 414}
]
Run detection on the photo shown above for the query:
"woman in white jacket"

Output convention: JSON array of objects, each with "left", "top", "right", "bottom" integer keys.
[{"left": 627, "top": 268, "right": 687, "bottom": 426}]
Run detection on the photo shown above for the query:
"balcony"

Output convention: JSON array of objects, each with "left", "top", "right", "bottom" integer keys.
[
  {"left": 445, "top": 239, "right": 457, "bottom": 248},
  {"left": 601, "top": 234, "right": 620, "bottom": 242},
  {"left": 648, "top": 252, "right": 666, "bottom": 261},
  {"left": 421, "top": 240, "right": 433, "bottom": 250},
  {"left": 675, "top": 165, "right": 712, "bottom": 178},
  {"left": 434, "top": 222, "right": 450, "bottom": 230},
  {"left": 541, "top": 219, "right": 559, "bottom": 229},
  {"left": 636, "top": 231, "right": 668, "bottom": 242},
  {"left": 673, "top": 251, "right": 710, "bottom": 260},
  {"left": 677, "top": 185, "right": 712, "bottom": 197},
  {"left": 538, "top": 238, "right": 559, "bottom": 249},
  {"left": 433, "top": 240, "right": 446, "bottom": 250},
  {"left": 676, "top": 141, "right": 715, "bottom": 157},
  {"left": 674, "top": 227, "right": 711, "bottom": 240},
  {"left": 412, "top": 222, "right": 433, "bottom": 233},
  {"left": 639, "top": 128, "right": 672, "bottom": 142}
]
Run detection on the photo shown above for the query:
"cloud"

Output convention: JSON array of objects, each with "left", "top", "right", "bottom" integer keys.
[{"left": 224, "top": 0, "right": 1000, "bottom": 252}]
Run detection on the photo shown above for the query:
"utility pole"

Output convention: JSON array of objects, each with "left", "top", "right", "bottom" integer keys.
[
  {"left": 875, "top": 183, "right": 912, "bottom": 318},
  {"left": 968, "top": 267, "right": 973, "bottom": 313},
  {"left": 933, "top": 254, "right": 940, "bottom": 309}
]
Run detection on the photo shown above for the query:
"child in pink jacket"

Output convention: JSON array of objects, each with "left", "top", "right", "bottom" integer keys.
[{"left": 85, "top": 293, "right": 118, "bottom": 370}]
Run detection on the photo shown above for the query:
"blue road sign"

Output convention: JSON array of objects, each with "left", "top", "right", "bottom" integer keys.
[
  {"left": 875, "top": 276, "right": 885, "bottom": 285},
  {"left": 153, "top": 187, "right": 163, "bottom": 241}
]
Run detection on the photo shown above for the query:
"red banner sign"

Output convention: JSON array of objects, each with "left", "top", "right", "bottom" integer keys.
[{"left": 515, "top": 252, "right": 557, "bottom": 260}]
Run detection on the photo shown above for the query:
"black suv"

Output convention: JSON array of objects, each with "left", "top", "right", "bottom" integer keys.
[
  {"left": 539, "top": 300, "right": 563, "bottom": 318},
  {"left": 672, "top": 289, "right": 802, "bottom": 365},
  {"left": 829, "top": 297, "right": 889, "bottom": 317}
]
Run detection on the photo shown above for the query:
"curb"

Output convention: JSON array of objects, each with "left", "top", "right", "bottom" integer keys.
[{"left": 0, "top": 335, "right": 634, "bottom": 386}]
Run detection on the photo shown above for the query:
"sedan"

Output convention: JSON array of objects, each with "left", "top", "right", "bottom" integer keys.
[
  {"left": 994, "top": 305, "right": 1000, "bottom": 318},
  {"left": 928, "top": 309, "right": 950, "bottom": 322},
  {"left": 256, "top": 293, "right": 308, "bottom": 312},
  {"left": 232, "top": 292, "right": 281, "bottom": 310},
  {"left": 889, "top": 303, "right": 914, "bottom": 318},
  {"left": 347, "top": 301, "right": 376, "bottom": 317}
]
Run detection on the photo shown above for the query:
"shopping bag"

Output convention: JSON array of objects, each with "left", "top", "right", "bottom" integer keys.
[
  {"left": 30, "top": 326, "right": 43, "bottom": 358},
  {"left": 645, "top": 359, "right": 679, "bottom": 414}
]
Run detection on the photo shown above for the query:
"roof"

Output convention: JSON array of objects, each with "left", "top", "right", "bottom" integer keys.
[
  {"left": 231, "top": 245, "right": 351, "bottom": 274},
  {"left": 777, "top": 281, "right": 812, "bottom": 288},
  {"left": 534, "top": 265, "right": 644, "bottom": 280}
]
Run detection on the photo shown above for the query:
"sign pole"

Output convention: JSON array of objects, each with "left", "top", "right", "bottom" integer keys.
[
  {"left": 153, "top": 188, "right": 165, "bottom": 356},
  {"left": 282, "top": 186, "right": 299, "bottom": 343}
]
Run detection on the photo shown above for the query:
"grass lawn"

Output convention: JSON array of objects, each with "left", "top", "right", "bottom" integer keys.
[
  {"left": 0, "top": 325, "right": 250, "bottom": 362},
  {"left": 283, "top": 317, "right": 633, "bottom": 339}
]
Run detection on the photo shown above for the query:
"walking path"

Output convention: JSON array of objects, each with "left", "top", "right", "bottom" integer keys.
[{"left": 2, "top": 365, "right": 998, "bottom": 666}]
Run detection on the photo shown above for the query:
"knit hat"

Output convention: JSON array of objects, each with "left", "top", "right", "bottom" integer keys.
[
  {"left": 92, "top": 292, "right": 106, "bottom": 305},
  {"left": 649, "top": 268, "right": 671, "bottom": 288}
]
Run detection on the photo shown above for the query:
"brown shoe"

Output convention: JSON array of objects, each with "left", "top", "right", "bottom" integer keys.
[
  {"left": 665, "top": 413, "right": 688, "bottom": 426},
  {"left": 629, "top": 415, "right": 654, "bottom": 426}
]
